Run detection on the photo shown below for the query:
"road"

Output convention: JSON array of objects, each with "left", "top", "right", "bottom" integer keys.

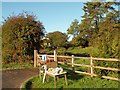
[{"left": 1, "top": 68, "right": 38, "bottom": 89}]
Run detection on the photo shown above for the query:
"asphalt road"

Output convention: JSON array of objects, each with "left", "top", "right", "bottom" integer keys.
[{"left": 1, "top": 68, "right": 38, "bottom": 89}]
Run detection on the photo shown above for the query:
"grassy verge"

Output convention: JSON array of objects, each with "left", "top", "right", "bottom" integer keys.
[{"left": 2, "top": 62, "right": 33, "bottom": 69}]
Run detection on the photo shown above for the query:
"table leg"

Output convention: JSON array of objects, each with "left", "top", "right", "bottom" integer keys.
[
  {"left": 54, "top": 76, "right": 56, "bottom": 88},
  {"left": 46, "top": 75, "right": 49, "bottom": 82},
  {"left": 64, "top": 74, "right": 68, "bottom": 85},
  {"left": 57, "top": 76, "right": 59, "bottom": 81},
  {"left": 43, "top": 72, "right": 46, "bottom": 83}
]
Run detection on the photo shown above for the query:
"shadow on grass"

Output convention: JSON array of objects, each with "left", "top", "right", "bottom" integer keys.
[
  {"left": 67, "top": 72, "right": 84, "bottom": 81},
  {"left": 65, "top": 52, "right": 90, "bottom": 57},
  {"left": 25, "top": 81, "right": 32, "bottom": 90},
  {"left": 62, "top": 67, "right": 84, "bottom": 81},
  {"left": 59, "top": 63, "right": 85, "bottom": 80}
]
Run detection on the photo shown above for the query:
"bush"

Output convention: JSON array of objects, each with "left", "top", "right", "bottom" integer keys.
[
  {"left": 2, "top": 12, "right": 45, "bottom": 64},
  {"left": 94, "top": 60, "right": 118, "bottom": 77},
  {"left": 57, "top": 47, "right": 66, "bottom": 55}
]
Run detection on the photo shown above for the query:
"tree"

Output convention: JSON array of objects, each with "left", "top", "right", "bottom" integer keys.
[
  {"left": 67, "top": 19, "right": 80, "bottom": 38},
  {"left": 72, "top": 35, "right": 88, "bottom": 48},
  {"left": 67, "top": 19, "right": 89, "bottom": 47},
  {"left": 80, "top": 2, "right": 116, "bottom": 46},
  {"left": 46, "top": 31, "right": 68, "bottom": 48},
  {"left": 2, "top": 12, "right": 45, "bottom": 64},
  {"left": 66, "top": 2, "right": 119, "bottom": 76},
  {"left": 97, "top": 10, "right": 119, "bottom": 58},
  {"left": 80, "top": 2, "right": 119, "bottom": 76}
]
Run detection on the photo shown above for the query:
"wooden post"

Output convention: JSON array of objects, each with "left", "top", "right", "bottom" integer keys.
[
  {"left": 72, "top": 55, "right": 74, "bottom": 71},
  {"left": 36, "top": 52, "right": 40, "bottom": 66},
  {"left": 54, "top": 77, "right": 56, "bottom": 88},
  {"left": 90, "top": 56, "right": 93, "bottom": 77},
  {"left": 54, "top": 49, "right": 57, "bottom": 62},
  {"left": 36, "top": 53, "right": 38, "bottom": 66},
  {"left": 64, "top": 74, "right": 68, "bottom": 85},
  {"left": 34, "top": 50, "right": 37, "bottom": 67}
]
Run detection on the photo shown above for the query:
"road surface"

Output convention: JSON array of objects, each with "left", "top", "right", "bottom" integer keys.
[{"left": 1, "top": 68, "right": 38, "bottom": 89}]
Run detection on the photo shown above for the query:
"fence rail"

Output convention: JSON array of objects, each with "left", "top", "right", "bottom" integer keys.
[
  {"left": 40, "top": 54, "right": 120, "bottom": 62},
  {"left": 34, "top": 50, "right": 120, "bottom": 82}
]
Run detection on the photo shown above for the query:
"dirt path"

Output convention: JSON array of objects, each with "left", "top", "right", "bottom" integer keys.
[{"left": 1, "top": 68, "right": 38, "bottom": 89}]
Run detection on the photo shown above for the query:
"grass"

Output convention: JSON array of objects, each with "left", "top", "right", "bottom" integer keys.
[
  {"left": 2, "top": 62, "right": 33, "bottom": 69},
  {"left": 66, "top": 47, "right": 99, "bottom": 57},
  {"left": 21, "top": 61, "right": 119, "bottom": 89},
  {"left": 21, "top": 74, "right": 119, "bottom": 89},
  {"left": 41, "top": 47, "right": 99, "bottom": 57}
]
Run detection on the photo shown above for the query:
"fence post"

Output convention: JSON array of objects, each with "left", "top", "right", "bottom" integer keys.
[
  {"left": 72, "top": 55, "right": 74, "bottom": 71},
  {"left": 90, "top": 56, "right": 93, "bottom": 77},
  {"left": 54, "top": 49, "right": 57, "bottom": 62},
  {"left": 36, "top": 52, "right": 39, "bottom": 66},
  {"left": 34, "top": 50, "right": 37, "bottom": 67}
]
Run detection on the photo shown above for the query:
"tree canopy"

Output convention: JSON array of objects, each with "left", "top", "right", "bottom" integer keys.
[
  {"left": 66, "top": 2, "right": 119, "bottom": 76},
  {"left": 67, "top": 19, "right": 80, "bottom": 38},
  {"left": 67, "top": 2, "right": 119, "bottom": 58},
  {"left": 2, "top": 12, "right": 45, "bottom": 63},
  {"left": 46, "top": 31, "right": 68, "bottom": 48}
]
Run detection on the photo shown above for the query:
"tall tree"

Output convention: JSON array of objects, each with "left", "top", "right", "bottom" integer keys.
[
  {"left": 67, "top": 19, "right": 80, "bottom": 38},
  {"left": 80, "top": 2, "right": 116, "bottom": 46},
  {"left": 80, "top": 2, "right": 119, "bottom": 76},
  {"left": 67, "top": 19, "right": 86, "bottom": 47},
  {"left": 97, "top": 10, "right": 119, "bottom": 58},
  {"left": 2, "top": 12, "right": 45, "bottom": 63}
]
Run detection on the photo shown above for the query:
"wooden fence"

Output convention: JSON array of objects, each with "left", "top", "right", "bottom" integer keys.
[{"left": 34, "top": 50, "right": 120, "bottom": 82}]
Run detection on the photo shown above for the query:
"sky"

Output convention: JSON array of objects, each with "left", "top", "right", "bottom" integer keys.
[{"left": 2, "top": 2, "right": 84, "bottom": 33}]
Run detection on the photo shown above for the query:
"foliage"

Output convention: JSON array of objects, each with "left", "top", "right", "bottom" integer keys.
[
  {"left": 57, "top": 47, "right": 66, "bottom": 55},
  {"left": 2, "top": 12, "right": 45, "bottom": 64},
  {"left": 71, "top": 35, "right": 89, "bottom": 47},
  {"left": 80, "top": 2, "right": 120, "bottom": 75},
  {"left": 67, "top": 19, "right": 89, "bottom": 48},
  {"left": 97, "top": 11, "right": 119, "bottom": 58},
  {"left": 46, "top": 31, "right": 68, "bottom": 48},
  {"left": 66, "top": 2, "right": 119, "bottom": 76},
  {"left": 94, "top": 60, "right": 118, "bottom": 77},
  {"left": 67, "top": 19, "right": 80, "bottom": 38},
  {"left": 80, "top": 2, "right": 119, "bottom": 58},
  {"left": 40, "top": 38, "right": 50, "bottom": 49},
  {"left": 63, "top": 41, "right": 72, "bottom": 50}
]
